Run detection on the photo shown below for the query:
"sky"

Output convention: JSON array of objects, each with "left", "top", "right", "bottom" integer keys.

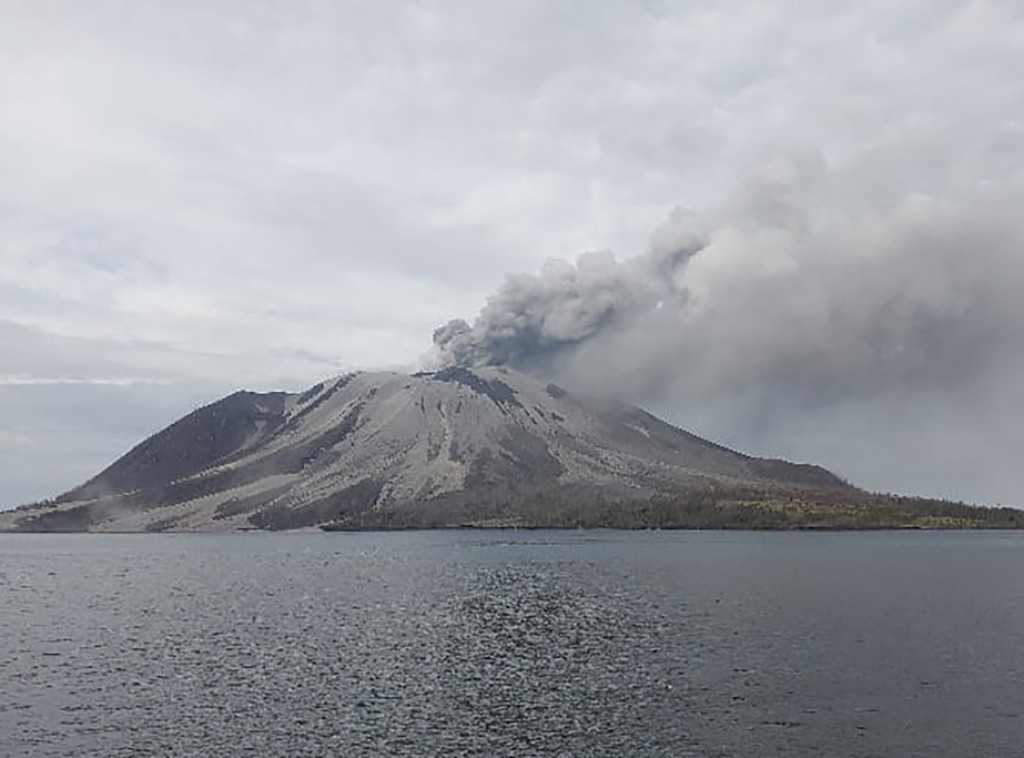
[{"left": 2, "top": 0, "right": 1023, "bottom": 508}]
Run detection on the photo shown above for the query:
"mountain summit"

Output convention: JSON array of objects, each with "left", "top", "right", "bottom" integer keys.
[{"left": 2, "top": 366, "right": 847, "bottom": 532}]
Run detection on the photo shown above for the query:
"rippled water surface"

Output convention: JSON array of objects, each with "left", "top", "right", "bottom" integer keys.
[{"left": 2, "top": 530, "right": 1024, "bottom": 756}]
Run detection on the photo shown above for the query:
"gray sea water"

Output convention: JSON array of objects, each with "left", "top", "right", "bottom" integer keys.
[{"left": 2, "top": 529, "right": 1023, "bottom": 757}]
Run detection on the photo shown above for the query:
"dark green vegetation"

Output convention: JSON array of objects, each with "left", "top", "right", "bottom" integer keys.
[{"left": 322, "top": 481, "right": 1024, "bottom": 531}]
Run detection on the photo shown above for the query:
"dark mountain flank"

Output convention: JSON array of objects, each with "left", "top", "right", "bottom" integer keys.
[{"left": 3, "top": 367, "right": 1016, "bottom": 532}]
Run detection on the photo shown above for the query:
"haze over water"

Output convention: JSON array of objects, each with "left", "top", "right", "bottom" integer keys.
[{"left": 3, "top": 530, "right": 1023, "bottom": 756}]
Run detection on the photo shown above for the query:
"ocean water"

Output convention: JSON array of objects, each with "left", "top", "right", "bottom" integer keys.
[{"left": 2, "top": 529, "right": 1023, "bottom": 757}]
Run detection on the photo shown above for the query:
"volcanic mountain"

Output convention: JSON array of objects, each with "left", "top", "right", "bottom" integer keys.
[{"left": 1, "top": 366, "right": 848, "bottom": 532}]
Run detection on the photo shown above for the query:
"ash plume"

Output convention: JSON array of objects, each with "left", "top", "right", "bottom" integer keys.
[
  {"left": 430, "top": 210, "right": 710, "bottom": 373},
  {"left": 429, "top": 148, "right": 829, "bottom": 376},
  {"left": 429, "top": 148, "right": 1024, "bottom": 504}
]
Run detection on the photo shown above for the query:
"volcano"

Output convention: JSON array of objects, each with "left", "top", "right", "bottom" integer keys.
[{"left": 1, "top": 366, "right": 848, "bottom": 532}]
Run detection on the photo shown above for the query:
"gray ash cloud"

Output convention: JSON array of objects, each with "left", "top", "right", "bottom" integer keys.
[
  {"left": 430, "top": 209, "right": 708, "bottom": 373},
  {"left": 429, "top": 148, "right": 1024, "bottom": 504}
]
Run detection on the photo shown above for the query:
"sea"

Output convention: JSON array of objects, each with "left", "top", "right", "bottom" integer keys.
[{"left": 2, "top": 529, "right": 1023, "bottom": 757}]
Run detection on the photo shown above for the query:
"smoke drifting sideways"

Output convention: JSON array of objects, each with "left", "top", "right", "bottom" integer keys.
[{"left": 428, "top": 149, "right": 1024, "bottom": 505}]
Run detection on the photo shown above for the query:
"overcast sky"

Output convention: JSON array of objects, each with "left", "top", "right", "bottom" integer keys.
[{"left": 2, "top": 0, "right": 1023, "bottom": 508}]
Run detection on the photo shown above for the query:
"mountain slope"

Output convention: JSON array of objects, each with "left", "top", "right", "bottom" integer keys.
[{"left": 1, "top": 366, "right": 847, "bottom": 532}]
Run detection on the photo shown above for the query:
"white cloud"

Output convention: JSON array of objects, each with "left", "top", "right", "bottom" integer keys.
[{"left": 0, "top": 375, "right": 173, "bottom": 387}]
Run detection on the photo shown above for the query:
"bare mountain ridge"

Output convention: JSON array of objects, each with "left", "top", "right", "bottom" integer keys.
[{"left": 2, "top": 366, "right": 847, "bottom": 532}]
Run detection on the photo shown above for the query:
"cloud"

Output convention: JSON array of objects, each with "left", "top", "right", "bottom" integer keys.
[
  {"left": 0, "top": 375, "right": 173, "bottom": 387},
  {"left": 432, "top": 147, "right": 1024, "bottom": 503}
]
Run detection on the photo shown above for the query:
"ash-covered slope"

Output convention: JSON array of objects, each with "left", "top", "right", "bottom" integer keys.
[{"left": 2, "top": 366, "right": 846, "bottom": 532}]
